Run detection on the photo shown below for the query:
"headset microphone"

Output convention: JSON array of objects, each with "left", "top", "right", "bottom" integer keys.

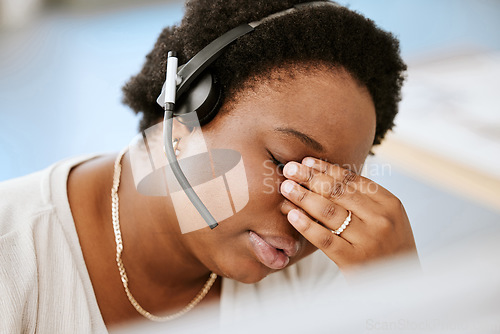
[{"left": 163, "top": 51, "right": 219, "bottom": 229}]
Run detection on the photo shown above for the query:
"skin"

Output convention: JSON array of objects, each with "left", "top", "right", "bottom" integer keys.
[{"left": 67, "top": 65, "right": 417, "bottom": 327}]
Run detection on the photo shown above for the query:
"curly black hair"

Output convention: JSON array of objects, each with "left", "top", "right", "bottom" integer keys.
[{"left": 122, "top": 0, "right": 406, "bottom": 146}]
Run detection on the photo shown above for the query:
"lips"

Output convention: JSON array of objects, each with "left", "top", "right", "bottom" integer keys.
[{"left": 248, "top": 231, "right": 300, "bottom": 270}]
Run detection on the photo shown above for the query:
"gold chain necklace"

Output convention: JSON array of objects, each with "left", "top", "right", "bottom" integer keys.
[{"left": 111, "top": 149, "right": 218, "bottom": 322}]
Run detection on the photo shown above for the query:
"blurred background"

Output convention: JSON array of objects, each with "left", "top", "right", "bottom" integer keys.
[{"left": 1, "top": 0, "right": 499, "bottom": 265}]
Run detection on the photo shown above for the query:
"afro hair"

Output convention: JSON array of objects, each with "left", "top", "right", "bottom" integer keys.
[{"left": 122, "top": 0, "right": 406, "bottom": 146}]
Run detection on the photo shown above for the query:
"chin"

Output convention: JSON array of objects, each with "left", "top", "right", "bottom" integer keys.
[{"left": 215, "top": 256, "right": 277, "bottom": 284}]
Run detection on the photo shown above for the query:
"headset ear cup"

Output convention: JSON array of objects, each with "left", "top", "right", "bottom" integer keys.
[
  {"left": 197, "top": 75, "right": 222, "bottom": 126},
  {"left": 175, "top": 70, "right": 222, "bottom": 127}
]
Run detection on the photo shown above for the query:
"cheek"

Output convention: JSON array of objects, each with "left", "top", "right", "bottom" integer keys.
[{"left": 244, "top": 157, "right": 285, "bottom": 207}]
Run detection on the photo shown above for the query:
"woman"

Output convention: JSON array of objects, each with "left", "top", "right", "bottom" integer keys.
[{"left": 0, "top": 0, "right": 416, "bottom": 332}]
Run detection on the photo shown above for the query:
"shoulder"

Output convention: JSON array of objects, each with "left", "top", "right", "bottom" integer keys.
[
  {"left": 0, "top": 169, "right": 48, "bottom": 236},
  {"left": 0, "top": 154, "right": 105, "bottom": 333},
  {"left": 0, "top": 154, "right": 99, "bottom": 236},
  {"left": 0, "top": 153, "right": 102, "bottom": 276}
]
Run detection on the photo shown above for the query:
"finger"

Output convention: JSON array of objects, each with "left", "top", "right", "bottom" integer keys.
[
  {"left": 281, "top": 198, "right": 366, "bottom": 245},
  {"left": 281, "top": 199, "right": 326, "bottom": 227},
  {"left": 287, "top": 209, "right": 352, "bottom": 263},
  {"left": 280, "top": 199, "right": 298, "bottom": 216},
  {"left": 280, "top": 179, "right": 365, "bottom": 243},
  {"left": 301, "top": 157, "right": 394, "bottom": 200},
  {"left": 281, "top": 198, "right": 317, "bottom": 219},
  {"left": 283, "top": 162, "right": 377, "bottom": 222}
]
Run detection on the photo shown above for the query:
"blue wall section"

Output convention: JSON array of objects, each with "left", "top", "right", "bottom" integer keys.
[
  {"left": 0, "top": 3, "right": 184, "bottom": 180},
  {"left": 346, "top": 0, "right": 500, "bottom": 57}
]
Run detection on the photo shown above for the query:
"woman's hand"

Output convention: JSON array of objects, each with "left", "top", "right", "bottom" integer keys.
[{"left": 280, "top": 157, "right": 418, "bottom": 271}]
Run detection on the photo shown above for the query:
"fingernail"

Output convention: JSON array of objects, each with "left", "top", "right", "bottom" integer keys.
[
  {"left": 284, "top": 163, "right": 298, "bottom": 176},
  {"left": 280, "top": 200, "right": 291, "bottom": 213},
  {"left": 282, "top": 180, "right": 294, "bottom": 194},
  {"left": 303, "top": 158, "right": 314, "bottom": 167},
  {"left": 288, "top": 209, "right": 299, "bottom": 223}
]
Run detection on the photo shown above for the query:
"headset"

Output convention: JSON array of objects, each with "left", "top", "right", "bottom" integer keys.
[{"left": 157, "top": 1, "right": 339, "bottom": 230}]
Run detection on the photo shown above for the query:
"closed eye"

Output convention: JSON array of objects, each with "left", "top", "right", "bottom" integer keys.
[{"left": 266, "top": 149, "right": 285, "bottom": 171}]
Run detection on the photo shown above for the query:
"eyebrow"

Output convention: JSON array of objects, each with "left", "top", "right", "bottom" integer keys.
[{"left": 274, "top": 127, "right": 325, "bottom": 153}]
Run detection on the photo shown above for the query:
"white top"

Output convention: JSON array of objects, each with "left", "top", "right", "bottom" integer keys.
[{"left": 0, "top": 155, "right": 344, "bottom": 333}]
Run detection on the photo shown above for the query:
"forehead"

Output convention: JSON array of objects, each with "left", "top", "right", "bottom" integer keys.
[{"left": 226, "top": 67, "right": 376, "bottom": 164}]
